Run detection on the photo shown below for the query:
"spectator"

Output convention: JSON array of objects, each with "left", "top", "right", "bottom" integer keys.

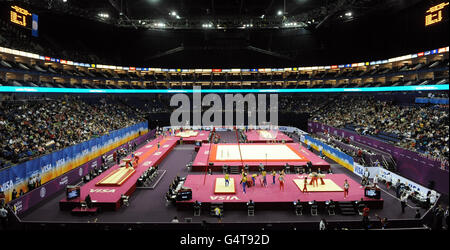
[
  {"left": 319, "top": 218, "right": 327, "bottom": 231},
  {"left": 0, "top": 187, "right": 5, "bottom": 206},
  {"left": 395, "top": 180, "right": 403, "bottom": 198},
  {"left": 0, "top": 205, "right": 8, "bottom": 229},
  {"left": 0, "top": 96, "right": 144, "bottom": 165},
  {"left": 375, "top": 214, "right": 388, "bottom": 229},
  {"left": 11, "top": 189, "right": 17, "bottom": 200},
  {"left": 311, "top": 96, "right": 448, "bottom": 165},
  {"left": 364, "top": 168, "right": 370, "bottom": 179},
  {"left": 85, "top": 194, "right": 93, "bottom": 208},
  {"left": 415, "top": 209, "right": 421, "bottom": 219},
  {"left": 445, "top": 206, "right": 449, "bottom": 230},
  {"left": 373, "top": 174, "right": 379, "bottom": 188},
  {"left": 400, "top": 192, "right": 409, "bottom": 214},
  {"left": 432, "top": 205, "right": 444, "bottom": 230},
  {"left": 385, "top": 174, "right": 392, "bottom": 189},
  {"left": 36, "top": 174, "right": 41, "bottom": 187},
  {"left": 425, "top": 191, "right": 432, "bottom": 209},
  {"left": 362, "top": 205, "right": 370, "bottom": 230}
]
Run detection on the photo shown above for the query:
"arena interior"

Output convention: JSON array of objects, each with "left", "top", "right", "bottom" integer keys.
[{"left": 0, "top": 0, "right": 449, "bottom": 242}]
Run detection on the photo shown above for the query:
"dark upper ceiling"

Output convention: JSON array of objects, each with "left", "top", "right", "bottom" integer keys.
[
  {"left": 119, "top": 0, "right": 333, "bottom": 19},
  {"left": 21, "top": 0, "right": 422, "bottom": 29},
  {"left": 1, "top": 0, "right": 446, "bottom": 68},
  {"left": 52, "top": 0, "right": 338, "bottom": 19}
]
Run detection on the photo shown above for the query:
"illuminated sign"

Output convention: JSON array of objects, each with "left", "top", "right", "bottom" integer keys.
[
  {"left": 9, "top": 5, "right": 38, "bottom": 36},
  {"left": 0, "top": 85, "right": 448, "bottom": 94},
  {"left": 10, "top": 5, "right": 32, "bottom": 28},
  {"left": 425, "top": 2, "right": 449, "bottom": 26}
]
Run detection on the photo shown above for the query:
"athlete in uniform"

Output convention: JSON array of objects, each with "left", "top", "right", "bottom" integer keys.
[{"left": 344, "top": 179, "right": 350, "bottom": 199}]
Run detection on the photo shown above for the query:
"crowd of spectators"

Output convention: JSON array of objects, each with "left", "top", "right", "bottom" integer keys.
[
  {"left": 311, "top": 96, "right": 449, "bottom": 166},
  {"left": 0, "top": 96, "right": 144, "bottom": 168},
  {"left": 278, "top": 95, "right": 331, "bottom": 113}
]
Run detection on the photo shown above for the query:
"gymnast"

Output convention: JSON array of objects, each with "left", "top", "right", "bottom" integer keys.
[
  {"left": 302, "top": 176, "right": 308, "bottom": 193},
  {"left": 308, "top": 172, "right": 319, "bottom": 187},
  {"left": 224, "top": 173, "right": 230, "bottom": 187}
]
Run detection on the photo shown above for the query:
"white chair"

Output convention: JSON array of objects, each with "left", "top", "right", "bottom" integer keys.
[
  {"left": 121, "top": 195, "right": 129, "bottom": 207},
  {"left": 194, "top": 207, "right": 201, "bottom": 216},
  {"left": 311, "top": 205, "right": 318, "bottom": 216},
  {"left": 80, "top": 201, "right": 87, "bottom": 211},
  {"left": 328, "top": 204, "right": 336, "bottom": 215},
  {"left": 248, "top": 206, "right": 255, "bottom": 216},
  {"left": 295, "top": 204, "right": 303, "bottom": 216}
]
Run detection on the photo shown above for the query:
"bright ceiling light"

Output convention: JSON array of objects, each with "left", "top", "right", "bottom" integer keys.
[
  {"left": 98, "top": 13, "right": 109, "bottom": 19},
  {"left": 155, "top": 22, "right": 166, "bottom": 27},
  {"left": 277, "top": 10, "right": 283, "bottom": 16}
]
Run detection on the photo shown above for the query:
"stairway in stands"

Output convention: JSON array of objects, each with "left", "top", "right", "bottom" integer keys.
[{"left": 338, "top": 201, "right": 358, "bottom": 215}]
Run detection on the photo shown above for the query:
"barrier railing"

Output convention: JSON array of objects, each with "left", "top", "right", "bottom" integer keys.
[
  {"left": 6, "top": 129, "right": 154, "bottom": 215},
  {"left": 0, "top": 122, "right": 148, "bottom": 204},
  {"left": 308, "top": 121, "right": 449, "bottom": 194}
]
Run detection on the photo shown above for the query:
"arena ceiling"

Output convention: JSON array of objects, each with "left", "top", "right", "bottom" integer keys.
[
  {"left": 1, "top": 0, "right": 446, "bottom": 67},
  {"left": 17, "top": 0, "right": 424, "bottom": 30}
]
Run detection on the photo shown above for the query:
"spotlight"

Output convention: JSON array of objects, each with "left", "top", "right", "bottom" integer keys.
[
  {"left": 155, "top": 22, "right": 166, "bottom": 28},
  {"left": 277, "top": 10, "right": 283, "bottom": 16},
  {"left": 202, "top": 23, "right": 213, "bottom": 28},
  {"left": 98, "top": 13, "right": 109, "bottom": 18},
  {"left": 345, "top": 12, "right": 352, "bottom": 17},
  {"left": 170, "top": 11, "right": 177, "bottom": 16}
]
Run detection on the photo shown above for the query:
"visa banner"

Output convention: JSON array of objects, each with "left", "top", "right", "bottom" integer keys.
[
  {"left": 304, "top": 135, "right": 354, "bottom": 171},
  {"left": 0, "top": 122, "right": 148, "bottom": 203}
]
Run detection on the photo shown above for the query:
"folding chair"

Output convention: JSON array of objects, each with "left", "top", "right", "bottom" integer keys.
[
  {"left": 248, "top": 206, "right": 255, "bottom": 216},
  {"left": 121, "top": 195, "right": 129, "bottom": 207},
  {"left": 295, "top": 204, "right": 303, "bottom": 216},
  {"left": 311, "top": 204, "right": 318, "bottom": 216}
]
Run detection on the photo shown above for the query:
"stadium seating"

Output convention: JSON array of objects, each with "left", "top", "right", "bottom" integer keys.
[{"left": 0, "top": 97, "right": 145, "bottom": 168}]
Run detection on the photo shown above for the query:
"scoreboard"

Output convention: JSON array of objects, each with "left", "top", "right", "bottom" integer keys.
[
  {"left": 10, "top": 5, "right": 32, "bottom": 28},
  {"left": 8, "top": 5, "right": 38, "bottom": 37},
  {"left": 425, "top": 2, "right": 449, "bottom": 26}
]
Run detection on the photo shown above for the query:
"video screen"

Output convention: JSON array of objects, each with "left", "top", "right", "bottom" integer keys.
[
  {"left": 66, "top": 186, "right": 80, "bottom": 200},
  {"left": 365, "top": 188, "right": 381, "bottom": 199}
]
